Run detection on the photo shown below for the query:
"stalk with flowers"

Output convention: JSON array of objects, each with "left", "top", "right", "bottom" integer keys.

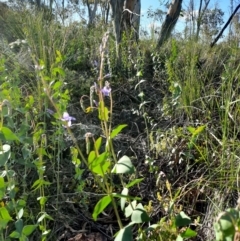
[
  {"left": 36, "top": 31, "right": 149, "bottom": 240},
  {"left": 78, "top": 32, "right": 150, "bottom": 241}
]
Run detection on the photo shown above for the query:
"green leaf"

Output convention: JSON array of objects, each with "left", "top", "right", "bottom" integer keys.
[
  {"left": 56, "top": 50, "right": 63, "bottom": 63},
  {"left": 187, "top": 126, "right": 195, "bottom": 135},
  {"left": 53, "top": 81, "right": 62, "bottom": 90},
  {"left": 0, "top": 219, "right": 9, "bottom": 229},
  {"left": 37, "top": 196, "right": 48, "bottom": 206},
  {"left": 31, "top": 179, "right": 51, "bottom": 190},
  {"left": 0, "top": 207, "right": 12, "bottom": 229},
  {"left": 131, "top": 203, "right": 150, "bottom": 223},
  {"left": 92, "top": 195, "right": 112, "bottom": 221},
  {"left": 88, "top": 152, "right": 109, "bottom": 176},
  {"left": 176, "top": 235, "right": 183, "bottom": 241},
  {"left": 175, "top": 211, "right": 192, "bottom": 227},
  {"left": 22, "top": 225, "right": 38, "bottom": 236},
  {"left": 181, "top": 228, "right": 197, "bottom": 238},
  {"left": 1, "top": 127, "right": 19, "bottom": 141},
  {"left": 0, "top": 177, "right": 5, "bottom": 199},
  {"left": 36, "top": 147, "right": 48, "bottom": 157},
  {"left": 0, "top": 176, "right": 5, "bottom": 188},
  {"left": 17, "top": 199, "right": 26, "bottom": 209},
  {"left": 17, "top": 208, "right": 24, "bottom": 219},
  {"left": 0, "top": 144, "right": 11, "bottom": 166},
  {"left": 120, "top": 188, "right": 128, "bottom": 211},
  {"left": 37, "top": 213, "right": 54, "bottom": 223},
  {"left": 0, "top": 206, "right": 13, "bottom": 222},
  {"left": 215, "top": 212, "right": 235, "bottom": 233},
  {"left": 114, "top": 226, "right": 133, "bottom": 241},
  {"left": 88, "top": 150, "right": 96, "bottom": 163},
  {"left": 126, "top": 178, "right": 144, "bottom": 188},
  {"left": 94, "top": 137, "right": 102, "bottom": 151},
  {"left": 110, "top": 125, "right": 127, "bottom": 139},
  {"left": 9, "top": 231, "right": 21, "bottom": 238},
  {"left": 111, "top": 155, "right": 134, "bottom": 174},
  {"left": 193, "top": 125, "right": 206, "bottom": 136},
  {"left": 125, "top": 200, "right": 137, "bottom": 218},
  {"left": 15, "top": 219, "right": 23, "bottom": 233}
]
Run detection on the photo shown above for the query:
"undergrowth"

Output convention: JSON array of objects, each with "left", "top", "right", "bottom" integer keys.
[{"left": 0, "top": 2, "right": 240, "bottom": 241}]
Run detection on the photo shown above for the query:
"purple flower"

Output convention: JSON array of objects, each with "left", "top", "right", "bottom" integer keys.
[
  {"left": 61, "top": 112, "right": 76, "bottom": 127},
  {"left": 101, "top": 81, "right": 111, "bottom": 97},
  {"left": 101, "top": 86, "right": 111, "bottom": 96}
]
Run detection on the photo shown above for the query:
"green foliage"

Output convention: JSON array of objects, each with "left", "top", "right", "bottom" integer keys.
[
  {"left": 1, "top": 2, "right": 240, "bottom": 241},
  {"left": 138, "top": 180, "right": 197, "bottom": 241},
  {"left": 214, "top": 207, "right": 240, "bottom": 241}
]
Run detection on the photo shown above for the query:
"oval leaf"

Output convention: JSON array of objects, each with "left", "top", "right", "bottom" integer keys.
[
  {"left": 131, "top": 203, "right": 150, "bottom": 223},
  {"left": 115, "top": 226, "right": 133, "bottom": 241},
  {"left": 111, "top": 156, "right": 134, "bottom": 174},
  {"left": 175, "top": 211, "right": 192, "bottom": 227},
  {"left": 89, "top": 152, "right": 109, "bottom": 177},
  {"left": 1, "top": 127, "right": 19, "bottom": 141},
  {"left": 110, "top": 125, "right": 127, "bottom": 139},
  {"left": 15, "top": 219, "right": 23, "bottom": 233},
  {"left": 94, "top": 137, "right": 102, "bottom": 151},
  {"left": 9, "top": 231, "right": 21, "bottom": 238},
  {"left": 0, "top": 144, "right": 11, "bottom": 166},
  {"left": 0, "top": 207, "right": 13, "bottom": 222},
  {"left": 125, "top": 200, "right": 137, "bottom": 218},
  {"left": 22, "top": 225, "right": 38, "bottom": 236},
  {"left": 92, "top": 195, "right": 112, "bottom": 221},
  {"left": 181, "top": 228, "right": 197, "bottom": 238},
  {"left": 17, "top": 208, "right": 24, "bottom": 219}
]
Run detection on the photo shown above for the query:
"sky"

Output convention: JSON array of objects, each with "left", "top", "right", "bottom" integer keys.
[{"left": 140, "top": 0, "right": 232, "bottom": 34}]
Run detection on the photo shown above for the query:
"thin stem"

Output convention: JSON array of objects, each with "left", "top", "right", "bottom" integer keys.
[{"left": 110, "top": 194, "right": 123, "bottom": 229}]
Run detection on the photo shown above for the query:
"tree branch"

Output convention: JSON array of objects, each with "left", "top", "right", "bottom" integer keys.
[{"left": 210, "top": 3, "right": 240, "bottom": 48}]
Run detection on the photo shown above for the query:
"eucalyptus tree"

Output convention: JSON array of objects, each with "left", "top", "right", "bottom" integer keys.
[
  {"left": 109, "top": 0, "right": 141, "bottom": 45},
  {"left": 201, "top": 7, "right": 224, "bottom": 42},
  {"left": 156, "top": 0, "right": 183, "bottom": 48}
]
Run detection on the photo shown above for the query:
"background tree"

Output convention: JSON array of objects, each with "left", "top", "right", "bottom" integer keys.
[
  {"left": 156, "top": 0, "right": 183, "bottom": 48},
  {"left": 195, "top": 0, "right": 210, "bottom": 40},
  {"left": 109, "top": 0, "right": 141, "bottom": 45},
  {"left": 85, "top": 0, "right": 99, "bottom": 26},
  {"left": 232, "top": 12, "right": 240, "bottom": 44},
  {"left": 201, "top": 7, "right": 224, "bottom": 42},
  {"left": 122, "top": 0, "right": 141, "bottom": 40}
]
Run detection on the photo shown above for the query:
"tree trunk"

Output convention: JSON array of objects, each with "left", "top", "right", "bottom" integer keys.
[
  {"left": 86, "top": 0, "right": 99, "bottom": 26},
  {"left": 109, "top": 0, "right": 124, "bottom": 45},
  {"left": 122, "top": 0, "right": 141, "bottom": 41},
  {"left": 109, "top": 0, "right": 141, "bottom": 44},
  {"left": 196, "top": 0, "right": 210, "bottom": 41},
  {"left": 156, "top": 0, "right": 183, "bottom": 49}
]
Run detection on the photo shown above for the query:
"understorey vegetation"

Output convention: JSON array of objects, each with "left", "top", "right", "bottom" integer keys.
[{"left": 0, "top": 0, "right": 240, "bottom": 240}]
